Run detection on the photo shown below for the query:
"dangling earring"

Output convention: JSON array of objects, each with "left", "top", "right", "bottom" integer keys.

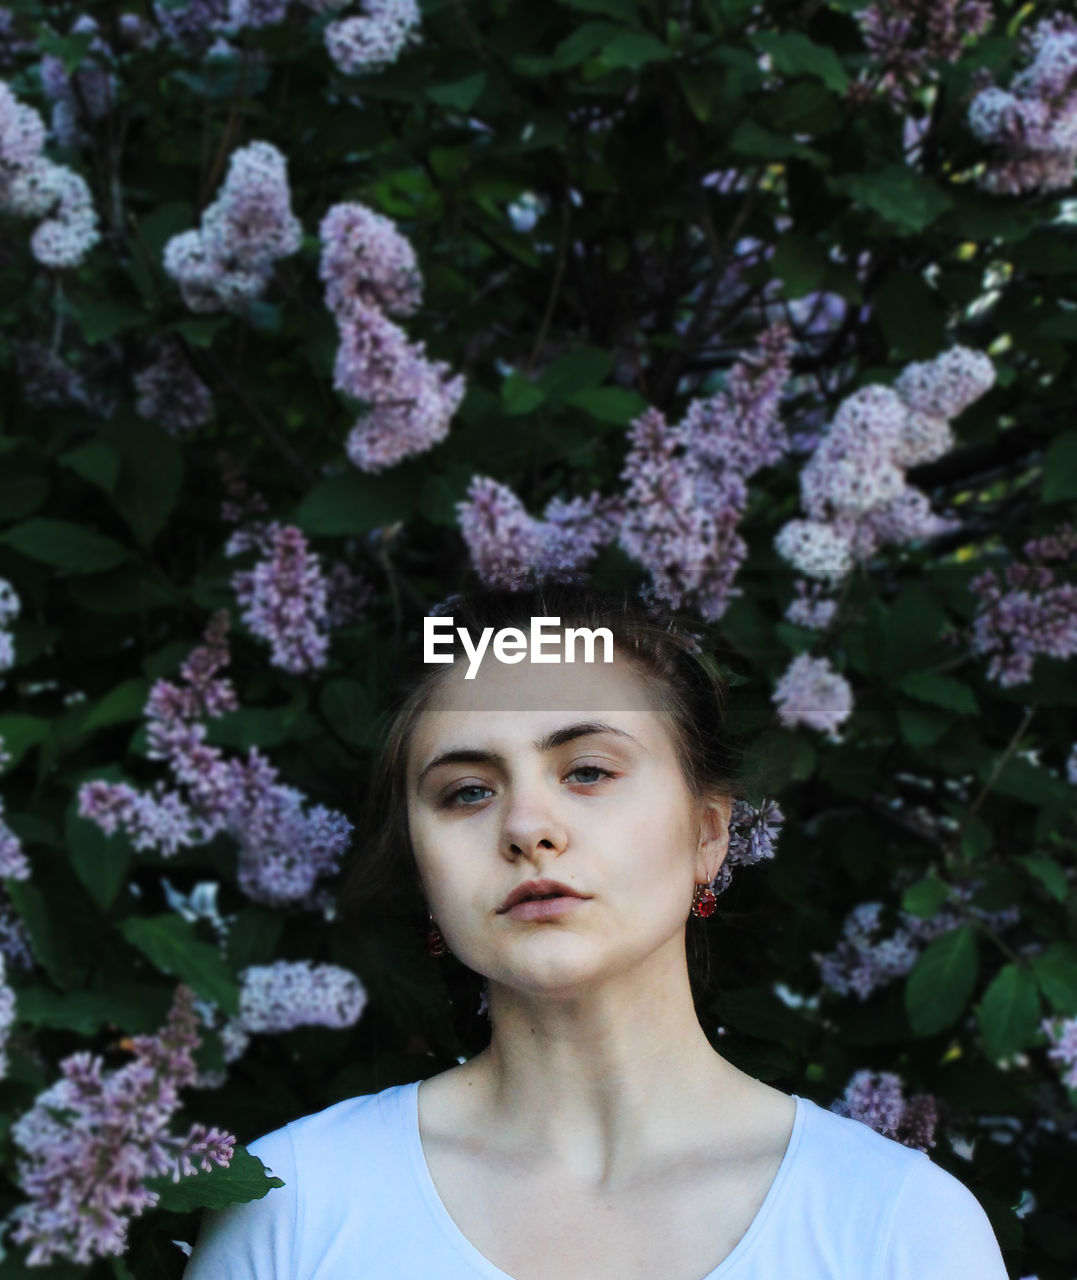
[
  {"left": 426, "top": 912, "right": 449, "bottom": 957},
  {"left": 691, "top": 881, "right": 717, "bottom": 918}
]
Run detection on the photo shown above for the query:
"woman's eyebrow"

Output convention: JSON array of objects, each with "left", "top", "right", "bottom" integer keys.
[{"left": 417, "top": 721, "right": 642, "bottom": 785}]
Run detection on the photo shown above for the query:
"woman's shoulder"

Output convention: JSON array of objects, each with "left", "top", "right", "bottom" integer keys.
[{"left": 250, "top": 1078, "right": 418, "bottom": 1171}]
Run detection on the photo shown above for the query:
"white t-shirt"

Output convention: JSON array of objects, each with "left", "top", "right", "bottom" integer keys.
[{"left": 183, "top": 1080, "right": 1009, "bottom": 1279}]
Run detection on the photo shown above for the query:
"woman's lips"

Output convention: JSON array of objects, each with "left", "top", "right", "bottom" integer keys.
[{"left": 504, "top": 897, "right": 588, "bottom": 921}]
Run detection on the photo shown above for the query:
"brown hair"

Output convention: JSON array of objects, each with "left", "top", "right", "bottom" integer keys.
[{"left": 336, "top": 584, "right": 749, "bottom": 1019}]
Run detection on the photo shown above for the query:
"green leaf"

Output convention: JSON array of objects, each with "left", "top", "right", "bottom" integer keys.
[
  {"left": 1042, "top": 432, "right": 1077, "bottom": 504},
  {"left": 552, "top": 21, "right": 620, "bottom": 69},
  {"left": 901, "top": 874, "right": 949, "bottom": 920},
  {"left": 80, "top": 678, "right": 151, "bottom": 733},
  {"left": 293, "top": 467, "right": 416, "bottom": 535},
  {"left": 772, "top": 235, "right": 827, "bottom": 298},
  {"left": 0, "top": 519, "right": 130, "bottom": 572},
  {"left": 0, "top": 473, "right": 48, "bottom": 520},
  {"left": 121, "top": 915, "right": 239, "bottom": 1015},
  {"left": 961, "top": 813, "right": 993, "bottom": 859},
  {"left": 828, "top": 167, "right": 952, "bottom": 234},
  {"left": 17, "top": 983, "right": 172, "bottom": 1036},
  {"left": 753, "top": 31, "right": 849, "bottom": 91},
  {"left": 147, "top": 1146, "right": 284, "bottom": 1212},
  {"left": 0, "top": 715, "right": 49, "bottom": 769},
  {"left": 537, "top": 347, "right": 616, "bottom": 399},
  {"left": 59, "top": 441, "right": 121, "bottom": 494},
  {"left": 978, "top": 962, "right": 1041, "bottom": 1061},
  {"left": 74, "top": 297, "right": 146, "bottom": 345},
  {"left": 426, "top": 72, "right": 487, "bottom": 111},
  {"left": 1031, "top": 943, "right": 1077, "bottom": 1015},
  {"left": 1015, "top": 855, "right": 1069, "bottom": 903},
  {"left": 102, "top": 416, "right": 185, "bottom": 548},
  {"left": 226, "top": 907, "right": 284, "bottom": 974},
  {"left": 875, "top": 273, "right": 947, "bottom": 359},
  {"left": 599, "top": 30, "right": 672, "bottom": 69},
  {"left": 729, "top": 119, "right": 828, "bottom": 165},
  {"left": 564, "top": 386, "right": 648, "bottom": 423},
  {"left": 905, "top": 925, "right": 979, "bottom": 1036},
  {"left": 501, "top": 372, "right": 546, "bottom": 416},
  {"left": 65, "top": 808, "right": 131, "bottom": 913},
  {"left": 676, "top": 67, "right": 715, "bottom": 121},
  {"left": 897, "top": 702, "right": 952, "bottom": 747},
  {"left": 898, "top": 671, "right": 979, "bottom": 714},
  {"left": 320, "top": 678, "right": 373, "bottom": 748},
  {"left": 557, "top": 0, "right": 643, "bottom": 22}
]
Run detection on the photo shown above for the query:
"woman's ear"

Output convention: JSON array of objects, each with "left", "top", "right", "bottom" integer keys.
[{"left": 696, "top": 795, "right": 732, "bottom": 881}]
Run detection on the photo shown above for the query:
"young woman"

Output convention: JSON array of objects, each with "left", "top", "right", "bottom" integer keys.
[{"left": 184, "top": 587, "right": 1009, "bottom": 1279}]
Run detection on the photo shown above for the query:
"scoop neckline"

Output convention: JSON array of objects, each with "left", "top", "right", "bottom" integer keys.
[{"left": 396, "top": 1078, "right": 807, "bottom": 1280}]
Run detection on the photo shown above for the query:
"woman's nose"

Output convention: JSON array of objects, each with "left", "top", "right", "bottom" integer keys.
[{"left": 500, "top": 783, "right": 568, "bottom": 861}]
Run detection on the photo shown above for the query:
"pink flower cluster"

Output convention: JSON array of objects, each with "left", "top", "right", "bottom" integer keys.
[
  {"left": 7, "top": 985, "right": 234, "bottom": 1266},
  {"left": 319, "top": 201, "right": 466, "bottom": 470},
  {"left": 0, "top": 78, "right": 99, "bottom": 267},
  {"left": 830, "top": 1069, "right": 939, "bottom": 1153},
  {"left": 457, "top": 325, "right": 792, "bottom": 618},
  {"left": 77, "top": 613, "right": 353, "bottom": 907},
  {"left": 324, "top": 0, "right": 423, "bottom": 75},
  {"left": 855, "top": 0, "right": 992, "bottom": 103},
  {"left": 457, "top": 479, "right": 621, "bottom": 590},
  {"left": 969, "top": 523, "right": 1077, "bottom": 687},
  {"left": 771, "top": 653, "right": 854, "bottom": 740},
  {"left": 217, "top": 960, "right": 368, "bottom": 1062},
  {"left": 968, "top": 14, "right": 1077, "bottom": 196},
  {"left": 775, "top": 346, "right": 995, "bottom": 587},
  {"left": 163, "top": 140, "right": 302, "bottom": 313},
  {"left": 133, "top": 341, "right": 214, "bottom": 435},
  {"left": 815, "top": 889, "right": 1021, "bottom": 1002},
  {"left": 1041, "top": 1014, "right": 1077, "bottom": 1091}
]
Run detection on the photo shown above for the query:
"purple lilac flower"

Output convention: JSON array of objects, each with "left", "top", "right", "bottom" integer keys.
[
  {"left": 133, "top": 342, "right": 214, "bottom": 435},
  {"left": 0, "top": 740, "right": 30, "bottom": 882},
  {"left": 816, "top": 888, "right": 1021, "bottom": 1002},
  {"left": 969, "top": 523, "right": 1077, "bottom": 687},
  {"left": 618, "top": 324, "right": 793, "bottom": 621},
  {"left": 855, "top": 0, "right": 992, "bottom": 104},
  {"left": 163, "top": 141, "right": 302, "bottom": 314},
  {"left": 0, "top": 9, "right": 37, "bottom": 67},
  {"left": 1042, "top": 1015, "right": 1077, "bottom": 1090},
  {"left": 39, "top": 16, "right": 115, "bottom": 149},
  {"left": 1067, "top": 742, "right": 1077, "bottom": 786},
  {"left": 785, "top": 578, "right": 838, "bottom": 631},
  {"left": 0, "top": 577, "right": 18, "bottom": 671},
  {"left": 230, "top": 523, "right": 332, "bottom": 674},
  {"left": 236, "top": 960, "right": 367, "bottom": 1034},
  {"left": 7, "top": 986, "right": 234, "bottom": 1266},
  {"left": 968, "top": 14, "right": 1077, "bottom": 196},
  {"left": 152, "top": 0, "right": 230, "bottom": 52},
  {"left": 331, "top": 299, "right": 466, "bottom": 471},
  {"left": 0, "top": 891, "right": 34, "bottom": 971},
  {"left": 831, "top": 1069, "right": 939, "bottom": 1152},
  {"left": 708, "top": 798, "right": 784, "bottom": 895},
  {"left": 0, "top": 953, "right": 14, "bottom": 1078},
  {"left": 772, "top": 653, "right": 854, "bottom": 740},
  {"left": 324, "top": 0, "right": 423, "bottom": 76},
  {"left": 456, "top": 478, "right": 620, "bottom": 590},
  {"left": 78, "top": 613, "right": 353, "bottom": 908},
  {"left": 13, "top": 341, "right": 100, "bottom": 412},
  {"left": 774, "top": 346, "right": 993, "bottom": 579},
  {"left": 319, "top": 201, "right": 423, "bottom": 318},
  {"left": 0, "top": 80, "right": 99, "bottom": 268}
]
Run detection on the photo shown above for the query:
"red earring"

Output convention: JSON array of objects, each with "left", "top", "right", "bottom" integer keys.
[
  {"left": 691, "top": 882, "right": 717, "bottom": 918},
  {"left": 426, "top": 914, "right": 448, "bottom": 957}
]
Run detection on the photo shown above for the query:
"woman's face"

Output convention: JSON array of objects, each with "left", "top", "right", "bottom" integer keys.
[{"left": 406, "top": 650, "right": 729, "bottom": 995}]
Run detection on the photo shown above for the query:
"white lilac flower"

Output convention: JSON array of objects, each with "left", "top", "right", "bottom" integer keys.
[{"left": 324, "top": 0, "right": 422, "bottom": 76}]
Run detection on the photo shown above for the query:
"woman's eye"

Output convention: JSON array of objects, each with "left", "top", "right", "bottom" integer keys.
[
  {"left": 443, "top": 783, "right": 492, "bottom": 807},
  {"left": 566, "top": 766, "right": 614, "bottom": 785}
]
